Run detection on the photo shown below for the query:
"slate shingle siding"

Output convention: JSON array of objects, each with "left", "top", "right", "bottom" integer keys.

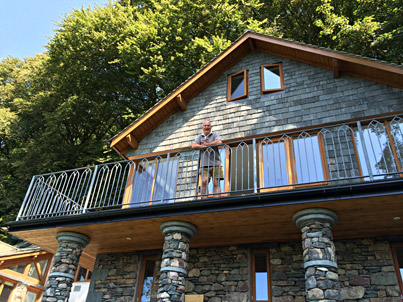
[{"left": 127, "top": 52, "right": 403, "bottom": 157}]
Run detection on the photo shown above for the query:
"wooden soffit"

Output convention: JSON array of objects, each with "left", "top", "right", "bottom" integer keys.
[{"left": 109, "top": 31, "right": 403, "bottom": 157}]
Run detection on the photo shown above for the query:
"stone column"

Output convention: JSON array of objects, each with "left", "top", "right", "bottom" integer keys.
[
  {"left": 158, "top": 221, "right": 197, "bottom": 302},
  {"left": 42, "top": 231, "right": 90, "bottom": 302},
  {"left": 293, "top": 208, "right": 341, "bottom": 302}
]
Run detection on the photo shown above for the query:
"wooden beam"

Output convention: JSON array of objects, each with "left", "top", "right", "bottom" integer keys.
[
  {"left": 248, "top": 38, "right": 255, "bottom": 52},
  {"left": 126, "top": 134, "right": 139, "bottom": 150},
  {"left": 176, "top": 94, "right": 187, "bottom": 111},
  {"left": 332, "top": 58, "right": 340, "bottom": 78}
]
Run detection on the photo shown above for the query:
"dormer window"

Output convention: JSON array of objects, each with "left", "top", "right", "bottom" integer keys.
[
  {"left": 227, "top": 70, "right": 248, "bottom": 101},
  {"left": 260, "top": 63, "right": 284, "bottom": 94}
]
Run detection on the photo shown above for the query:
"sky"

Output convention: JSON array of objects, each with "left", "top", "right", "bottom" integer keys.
[{"left": 0, "top": 0, "right": 108, "bottom": 60}]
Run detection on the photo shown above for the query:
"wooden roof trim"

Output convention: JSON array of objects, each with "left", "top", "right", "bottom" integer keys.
[
  {"left": 110, "top": 33, "right": 253, "bottom": 148},
  {"left": 0, "top": 251, "right": 49, "bottom": 262},
  {"left": 252, "top": 34, "right": 403, "bottom": 74}
]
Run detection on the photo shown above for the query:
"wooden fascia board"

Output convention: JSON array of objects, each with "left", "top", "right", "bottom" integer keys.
[
  {"left": 0, "top": 251, "right": 49, "bottom": 262},
  {"left": 252, "top": 34, "right": 403, "bottom": 74},
  {"left": 110, "top": 33, "right": 253, "bottom": 149}
]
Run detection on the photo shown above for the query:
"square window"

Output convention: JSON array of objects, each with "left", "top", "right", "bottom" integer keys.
[
  {"left": 260, "top": 63, "right": 284, "bottom": 94},
  {"left": 227, "top": 70, "right": 248, "bottom": 102}
]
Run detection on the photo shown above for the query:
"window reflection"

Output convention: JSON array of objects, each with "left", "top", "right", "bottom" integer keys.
[
  {"left": 261, "top": 140, "right": 288, "bottom": 187},
  {"left": 355, "top": 121, "right": 397, "bottom": 178},
  {"left": 231, "top": 73, "right": 245, "bottom": 100},
  {"left": 130, "top": 158, "right": 179, "bottom": 205},
  {"left": 263, "top": 66, "right": 281, "bottom": 91},
  {"left": 294, "top": 134, "right": 325, "bottom": 184},
  {"left": 140, "top": 260, "right": 155, "bottom": 302}
]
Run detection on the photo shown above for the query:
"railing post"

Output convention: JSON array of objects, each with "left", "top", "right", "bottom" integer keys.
[
  {"left": 16, "top": 176, "right": 37, "bottom": 221},
  {"left": 356, "top": 121, "right": 374, "bottom": 181},
  {"left": 82, "top": 165, "right": 99, "bottom": 213},
  {"left": 161, "top": 153, "right": 171, "bottom": 203},
  {"left": 253, "top": 138, "right": 258, "bottom": 194}
]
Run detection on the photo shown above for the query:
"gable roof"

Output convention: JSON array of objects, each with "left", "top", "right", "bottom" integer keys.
[{"left": 109, "top": 30, "right": 403, "bottom": 157}]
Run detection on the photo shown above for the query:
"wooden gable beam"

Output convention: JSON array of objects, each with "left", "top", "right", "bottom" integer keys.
[
  {"left": 248, "top": 38, "right": 255, "bottom": 52},
  {"left": 332, "top": 58, "right": 340, "bottom": 78},
  {"left": 126, "top": 134, "right": 139, "bottom": 150},
  {"left": 176, "top": 94, "right": 187, "bottom": 111}
]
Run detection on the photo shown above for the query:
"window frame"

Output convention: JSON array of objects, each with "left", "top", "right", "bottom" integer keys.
[
  {"left": 258, "top": 131, "right": 330, "bottom": 192},
  {"left": 260, "top": 63, "right": 284, "bottom": 94},
  {"left": 251, "top": 249, "right": 271, "bottom": 302},
  {"left": 390, "top": 243, "right": 403, "bottom": 297},
  {"left": 123, "top": 156, "right": 180, "bottom": 208},
  {"left": 136, "top": 256, "right": 157, "bottom": 302},
  {"left": 227, "top": 70, "right": 249, "bottom": 102},
  {"left": 74, "top": 265, "right": 92, "bottom": 282}
]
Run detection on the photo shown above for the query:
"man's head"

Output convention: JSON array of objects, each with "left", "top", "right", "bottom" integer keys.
[{"left": 202, "top": 120, "right": 212, "bottom": 136}]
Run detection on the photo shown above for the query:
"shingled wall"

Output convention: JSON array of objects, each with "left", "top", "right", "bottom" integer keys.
[{"left": 127, "top": 51, "right": 402, "bottom": 157}]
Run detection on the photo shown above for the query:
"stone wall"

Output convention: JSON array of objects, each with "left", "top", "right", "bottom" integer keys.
[
  {"left": 336, "top": 239, "right": 401, "bottom": 302},
  {"left": 85, "top": 239, "right": 402, "bottom": 302},
  {"left": 269, "top": 243, "right": 305, "bottom": 302},
  {"left": 185, "top": 246, "right": 249, "bottom": 302},
  {"left": 87, "top": 253, "right": 141, "bottom": 302},
  {"left": 127, "top": 51, "right": 403, "bottom": 157}
]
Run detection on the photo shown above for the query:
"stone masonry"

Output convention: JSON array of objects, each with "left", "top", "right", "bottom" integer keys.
[
  {"left": 84, "top": 238, "right": 401, "bottom": 302},
  {"left": 269, "top": 243, "right": 306, "bottom": 302},
  {"left": 336, "top": 239, "right": 402, "bottom": 302},
  {"left": 42, "top": 231, "right": 90, "bottom": 302},
  {"left": 185, "top": 246, "right": 249, "bottom": 302},
  {"left": 293, "top": 208, "right": 341, "bottom": 302},
  {"left": 158, "top": 221, "right": 197, "bottom": 302}
]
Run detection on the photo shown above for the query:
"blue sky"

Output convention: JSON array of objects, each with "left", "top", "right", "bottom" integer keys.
[{"left": 0, "top": 0, "right": 108, "bottom": 60}]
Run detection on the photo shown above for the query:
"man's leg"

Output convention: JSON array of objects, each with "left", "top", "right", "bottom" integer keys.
[{"left": 201, "top": 176, "right": 209, "bottom": 195}]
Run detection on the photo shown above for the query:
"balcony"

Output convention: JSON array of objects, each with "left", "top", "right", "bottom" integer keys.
[{"left": 16, "top": 115, "right": 403, "bottom": 222}]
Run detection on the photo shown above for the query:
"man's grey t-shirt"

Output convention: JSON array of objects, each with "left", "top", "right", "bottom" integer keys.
[{"left": 193, "top": 132, "right": 222, "bottom": 167}]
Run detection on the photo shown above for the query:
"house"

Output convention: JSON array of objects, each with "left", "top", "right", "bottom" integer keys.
[
  {"left": 6, "top": 30, "right": 403, "bottom": 302},
  {"left": 0, "top": 241, "right": 92, "bottom": 302},
  {"left": 0, "top": 241, "right": 52, "bottom": 301}
]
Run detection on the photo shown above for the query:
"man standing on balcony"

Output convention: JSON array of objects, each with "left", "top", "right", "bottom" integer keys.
[{"left": 192, "top": 120, "right": 224, "bottom": 196}]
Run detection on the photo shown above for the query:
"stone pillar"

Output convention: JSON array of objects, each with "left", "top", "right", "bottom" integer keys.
[
  {"left": 42, "top": 231, "right": 90, "bottom": 302},
  {"left": 293, "top": 208, "right": 341, "bottom": 302},
  {"left": 158, "top": 221, "right": 197, "bottom": 302}
]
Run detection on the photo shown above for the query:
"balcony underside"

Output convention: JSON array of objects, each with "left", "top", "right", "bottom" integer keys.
[{"left": 9, "top": 180, "right": 403, "bottom": 270}]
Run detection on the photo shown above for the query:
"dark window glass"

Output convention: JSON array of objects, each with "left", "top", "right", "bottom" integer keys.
[
  {"left": 76, "top": 267, "right": 87, "bottom": 281},
  {"left": 0, "top": 281, "right": 14, "bottom": 302},
  {"left": 8, "top": 264, "right": 26, "bottom": 274},
  {"left": 27, "top": 262, "right": 40, "bottom": 280},
  {"left": 254, "top": 253, "right": 269, "bottom": 301}
]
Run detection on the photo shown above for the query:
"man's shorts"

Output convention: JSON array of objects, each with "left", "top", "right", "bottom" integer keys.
[{"left": 199, "top": 166, "right": 224, "bottom": 180}]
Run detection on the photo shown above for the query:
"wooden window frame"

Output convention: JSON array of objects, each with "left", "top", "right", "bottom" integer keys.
[
  {"left": 353, "top": 118, "right": 403, "bottom": 178},
  {"left": 258, "top": 132, "right": 329, "bottom": 192},
  {"left": 390, "top": 243, "right": 403, "bottom": 298},
  {"left": 123, "top": 157, "right": 180, "bottom": 208},
  {"left": 251, "top": 249, "right": 271, "bottom": 302},
  {"left": 74, "top": 265, "right": 92, "bottom": 282},
  {"left": 260, "top": 63, "right": 284, "bottom": 94},
  {"left": 136, "top": 256, "right": 157, "bottom": 302},
  {"left": 227, "top": 70, "right": 248, "bottom": 102}
]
